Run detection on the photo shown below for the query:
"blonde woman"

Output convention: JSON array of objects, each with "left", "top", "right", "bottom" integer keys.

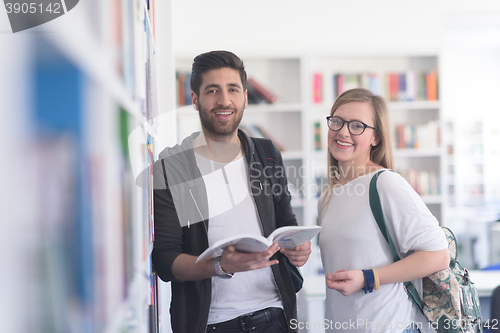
[{"left": 319, "top": 88, "right": 449, "bottom": 333}]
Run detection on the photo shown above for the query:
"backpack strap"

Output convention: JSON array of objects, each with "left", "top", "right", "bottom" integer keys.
[
  {"left": 369, "top": 170, "right": 425, "bottom": 312},
  {"left": 251, "top": 137, "right": 304, "bottom": 293},
  {"left": 369, "top": 170, "right": 399, "bottom": 263},
  {"left": 252, "top": 137, "right": 280, "bottom": 204}
]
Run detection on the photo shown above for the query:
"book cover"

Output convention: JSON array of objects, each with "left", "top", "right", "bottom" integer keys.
[
  {"left": 395, "top": 124, "right": 405, "bottom": 149},
  {"left": 314, "top": 121, "right": 322, "bottom": 151},
  {"left": 312, "top": 72, "right": 322, "bottom": 104},
  {"left": 247, "top": 78, "right": 278, "bottom": 103},
  {"left": 359, "top": 72, "right": 370, "bottom": 91},
  {"left": 417, "top": 72, "right": 427, "bottom": 101},
  {"left": 398, "top": 73, "right": 406, "bottom": 101},
  {"left": 388, "top": 73, "right": 399, "bottom": 101},
  {"left": 427, "top": 70, "right": 438, "bottom": 101},
  {"left": 343, "top": 74, "right": 360, "bottom": 93},
  {"left": 183, "top": 73, "right": 192, "bottom": 105},
  {"left": 370, "top": 72, "right": 383, "bottom": 97},
  {"left": 332, "top": 74, "right": 337, "bottom": 100},
  {"left": 177, "top": 72, "right": 186, "bottom": 106},
  {"left": 406, "top": 70, "right": 417, "bottom": 101},
  {"left": 246, "top": 83, "right": 267, "bottom": 104},
  {"left": 335, "top": 74, "right": 344, "bottom": 98}
]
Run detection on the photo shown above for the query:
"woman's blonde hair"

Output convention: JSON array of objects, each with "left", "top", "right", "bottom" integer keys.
[{"left": 319, "top": 88, "right": 394, "bottom": 218}]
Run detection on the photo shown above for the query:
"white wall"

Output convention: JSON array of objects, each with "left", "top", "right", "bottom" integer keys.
[{"left": 171, "top": 0, "right": 500, "bottom": 58}]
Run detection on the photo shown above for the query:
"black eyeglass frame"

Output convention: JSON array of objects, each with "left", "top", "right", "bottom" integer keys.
[{"left": 326, "top": 116, "right": 376, "bottom": 136}]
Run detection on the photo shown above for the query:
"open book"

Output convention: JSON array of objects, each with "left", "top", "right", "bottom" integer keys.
[{"left": 195, "top": 225, "right": 321, "bottom": 262}]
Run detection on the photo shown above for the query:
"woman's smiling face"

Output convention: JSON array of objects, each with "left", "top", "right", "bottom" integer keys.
[{"left": 328, "top": 101, "right": 379, "bottom": 171}]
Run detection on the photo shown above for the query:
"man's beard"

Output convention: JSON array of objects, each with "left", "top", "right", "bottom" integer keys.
[{"left": 198, "top": 103, "right": 245, "bottom": 140}]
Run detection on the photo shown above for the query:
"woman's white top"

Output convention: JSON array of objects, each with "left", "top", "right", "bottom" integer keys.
[{"left": 319, "top": 169, "right": 447, "bottom": 333}]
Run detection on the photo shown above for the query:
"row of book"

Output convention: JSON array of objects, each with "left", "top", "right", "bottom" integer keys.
[
  {"left": 394, "top": 120, "right": 440, "bottom": 150},
  {"left": 247, "top": 78, "right": 278, "bottom": 104},
  {"left": 312, "top": 70, "right": 438, "bottom": 103},
  {"left": 398, "top": 169, "right": 440, "bottom": 196},
  {"left": 239, "top": 123, "right": 286, "bottom": 151},
  {"left": 176, "top": 73, "right": 278, "bottom": 106}
]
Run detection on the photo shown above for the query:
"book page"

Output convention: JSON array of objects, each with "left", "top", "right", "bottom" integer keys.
[
  {"left": 196, "top": 234, "right": 271, "bottom": 262},
  {"left": 195, "top": 226, "right": 322, "bottom": 262},
  {"left": 268, "top": 226, "right": 321, "bottom": 249}
]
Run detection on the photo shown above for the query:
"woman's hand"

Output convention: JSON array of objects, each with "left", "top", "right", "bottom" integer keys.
[{"left": 326, "top": 269, "right": 365, "bottom": 296}]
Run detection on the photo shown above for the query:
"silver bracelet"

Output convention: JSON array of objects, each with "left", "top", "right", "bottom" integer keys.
[{"left": 214, "top": 256, "right": 233, "bottom": 279}]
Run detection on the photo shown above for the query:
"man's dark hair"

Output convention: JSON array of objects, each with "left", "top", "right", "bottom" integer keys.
[{"left": 190, "top": 50, "right": 247, "bottom": 96}]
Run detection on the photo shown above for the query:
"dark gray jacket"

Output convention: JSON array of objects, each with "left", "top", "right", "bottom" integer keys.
[{"left": 152, "top": 129, "right": 299, "bottom": 333}]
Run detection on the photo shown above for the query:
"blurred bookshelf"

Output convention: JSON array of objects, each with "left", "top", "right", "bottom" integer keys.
[
  {"left": 309, "top": 55, "right": 443, "bottom": 223},
  {"left": 0, "top": 1, "right": 171, "bottom": 332}
]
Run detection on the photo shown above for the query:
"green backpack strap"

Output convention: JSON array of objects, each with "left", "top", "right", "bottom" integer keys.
[
  {"left": 369, "top": 170, "right": 399, "bottom": 263},
  {"left": 369, "top": 170, "right": 425, "bottom": 313}
]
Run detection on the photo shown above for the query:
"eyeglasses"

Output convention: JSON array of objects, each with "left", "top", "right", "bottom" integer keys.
[{"left": 326, "top": 116, "right": 376, "bottom": 136}]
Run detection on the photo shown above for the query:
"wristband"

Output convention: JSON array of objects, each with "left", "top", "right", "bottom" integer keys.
[
  {"left": 214, "top": 256, "right": 233, "bottom": 279},
  {"left": 362, "top": 269, "right": 375, "bottom": 294}
]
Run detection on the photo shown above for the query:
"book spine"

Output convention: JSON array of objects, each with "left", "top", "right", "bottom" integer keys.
[
  {"left": 247, "top": 78, "right": 278, "bottom": 103},
  {"left": 398, "top": 73, "right": 406, "bottom": 101},
  {"left": 417, "top": 72, "right": 426, "bottom": 101},
  {"left": 406, "top": 70, "right": 417, "bottom": 101},
  {"left": 336, "top": 74, "right": 344, "bottom": 98},
  {"left": 177, "top": 72, "right": 185, "bottom": 106},
  {"left": 313, "top": 72, "right": 322, "bottom": 104},
  {"left": 427, "top": 70, "right": 438, "bottom": 101},
  {"left": 314, "top": 121, "right": 322, "bottom": 150},
  {"left": 332, "top": 74, "right": 337, "bottom": 100},
  {"left": 330, "top": 69, "right": 437, "bottom": 102},
  {"left": 389, "top": 73, "right": 399, "bottom": 101},
  {"left": 184, "top": 73, "right": 191, "bottom": 105},
  {"left": 369, "top": 73, "right": 379, "bottom": 96}
]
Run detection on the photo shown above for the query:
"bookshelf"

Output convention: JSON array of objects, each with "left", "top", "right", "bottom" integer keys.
[
  {"left": 309, "top": 55, "right": 443, "bottom": 219},
  {"left": 0, "top": 1, "right": 171, "bottom": 332},
  {"left": 438, "top": 13, "right": 500, "bottom": 271}
]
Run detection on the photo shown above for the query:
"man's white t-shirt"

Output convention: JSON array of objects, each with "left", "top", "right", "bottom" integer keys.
[{"left": 195, "top": 153, "right": 282, "bottom": 325}]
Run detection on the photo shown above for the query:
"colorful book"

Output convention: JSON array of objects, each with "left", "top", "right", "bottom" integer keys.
[
  {"left": 406, "top": 70, "right": 417, "bottom": 101},
  {"left": 314, "top": 121, "right": 322, "bottom": 151},
  {"left": 247, "top": 78, "right": 278, "bottom": 103},
  {"left": 398, "top": 73, "right": 406, "bottom": 101},
  {"left": 344, "top": 74, "right": 360, "bottom": 93},
  {"left": 312, "top": 72, "right": 322, "bottom": 104},
  {"left": 177, "top": 72, "right": 186, "bottom": 106},
  {"left": 388, "top": 73, "right": 399, "bottom": 101},
  {"left": 427, "top": 70, "right": 438, "bottom": 101}
]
